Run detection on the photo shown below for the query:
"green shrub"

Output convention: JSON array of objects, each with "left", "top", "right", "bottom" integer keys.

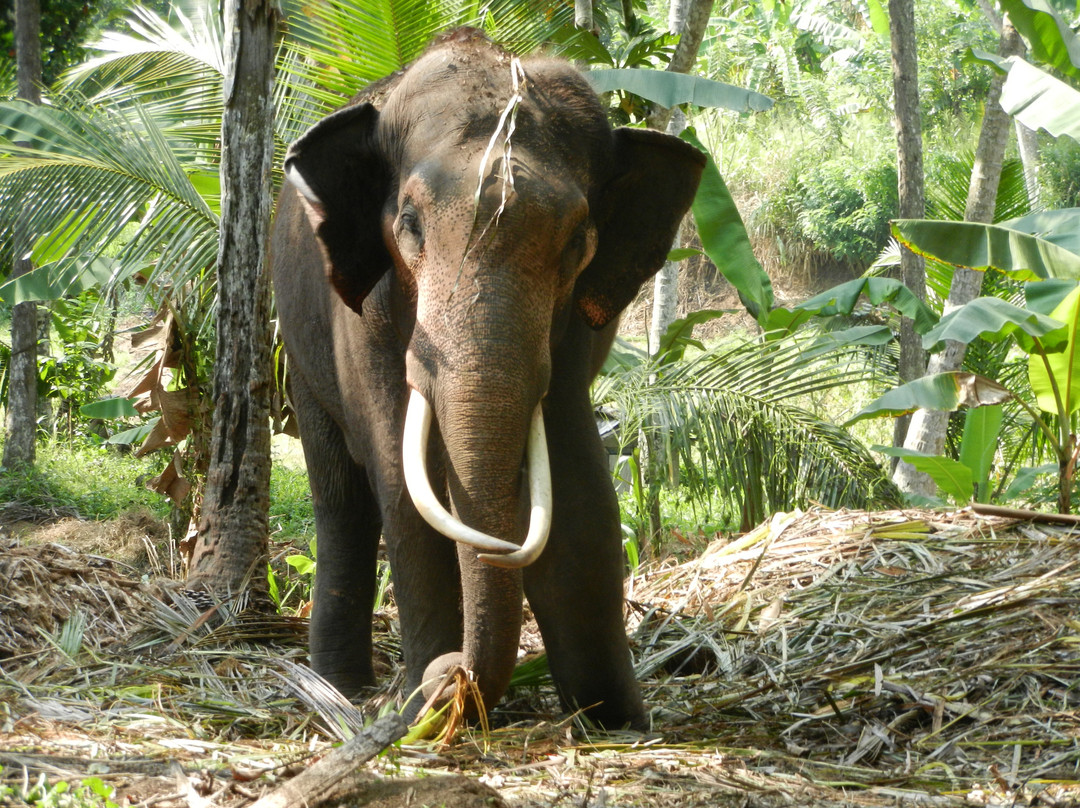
[
  {"left": 795, "top": 160, "right": 898, "bottom": 266},
  {"left": 1039, "top": 135, "right": 1080, "bottom": 210}
]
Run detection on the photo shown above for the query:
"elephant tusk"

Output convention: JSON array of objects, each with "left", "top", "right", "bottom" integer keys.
[
  {"left": 403, "top": 388, "right": 528, "bottom": 557},
  {"left": 477, "top": 404, "right": 551, "bottom": 568}
]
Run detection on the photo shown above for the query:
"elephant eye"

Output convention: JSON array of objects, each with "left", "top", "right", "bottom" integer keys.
[
  {"left": 562, "top": 223, "right": 595, "bottom": 280},
  {"left": 398, "top": 204, "right": 423, "bottom": 240}
]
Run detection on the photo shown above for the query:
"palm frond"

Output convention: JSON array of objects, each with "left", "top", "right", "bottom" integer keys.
[
  {"left": 0, "top": 95, "right": 218, "bottom": 309},
  {"left": 927, "top": 152, "right": 1034, "bottom": 223},
  {"left": 597, "top": 330, "right": 901, "bottom": 528}
]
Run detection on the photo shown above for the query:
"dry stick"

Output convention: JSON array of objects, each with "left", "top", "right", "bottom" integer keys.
[
  {"left": 970, "top": 503, "right": 1080, "bottom": 526},
  {"left": 245, "top": 714, "right": 408, "bottom": 808}
]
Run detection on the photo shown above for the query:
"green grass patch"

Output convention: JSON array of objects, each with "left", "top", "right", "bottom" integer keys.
[
  {"left": 0, "top": 438, "right": 170, "bottom": 520},
  {"left": 269, "top": 462, "right": 315, "bottom": 544}
]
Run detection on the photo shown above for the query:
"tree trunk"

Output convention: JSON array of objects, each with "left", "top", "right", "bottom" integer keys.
[
  {"left": 646, "top": 0, "right": 713, "bottom": 133},
  {"left": 186, "top": 0, "right": 278, "bottom": 597},
  {"left": 3, "top": 0, "right": 42, "bottom": 471},
  {"left": 574, "top": 0, "right": 593, "bottom": 32},
  {"left": 638, "top": 0, "right": 711, "bottom": 542},
  {"left": 887, "top": 0, "right": 926, "bottom": 459},
  {"left": 894, "top": 22, "right": 1024, "bottom": 497},
  {"left": 1014, "top": 119, "right": 1040, "bottom": 209}
]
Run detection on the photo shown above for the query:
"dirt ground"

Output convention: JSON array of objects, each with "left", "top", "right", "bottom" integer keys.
[{"left": 3, "top": 505, "right": 1080, "bottom": 807}]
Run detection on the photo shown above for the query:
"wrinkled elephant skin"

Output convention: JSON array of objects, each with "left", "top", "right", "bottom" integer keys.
[{"left": 271, "top": 28, "right": 705, "bottom": 729}]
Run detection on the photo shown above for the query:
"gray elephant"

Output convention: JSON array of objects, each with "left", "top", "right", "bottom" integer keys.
[{"left": 271, "top": 28, "right": 704, "bottom": 729}]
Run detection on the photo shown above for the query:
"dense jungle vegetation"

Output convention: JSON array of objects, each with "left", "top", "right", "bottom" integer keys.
[{"left": 0, "top": 0, "right": 1079, "bottom": 579}]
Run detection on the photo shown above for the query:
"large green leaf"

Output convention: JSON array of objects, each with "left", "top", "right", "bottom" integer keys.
[
  {"left": 998, "top": 57, "right": 1080, "bottom": 142},
  {"left": 0, "top": 257, "right": 126, "bottom": 304},
  {"left": 846, "top": 372, "right": 1013, "bottom": 425},
  {"left": 681, "top": 128, "right": 774, "bottom": 322},
  {"left": 80, "top": 397, "right": 139, "bottom": 419},
  {"left": 586, "top": 69, "right": 773, "bottom": 112},
  {"left": 998, "top": 0, "right": 1080, "bottom": 79},
  {"left": 1002, "top": 209, "right": 1080, "bottom": 255},
  {"left": 1029, "top": 286, "right": 1080, "bottom": 415},
  {"left": 875, "top": 446, "right": 974, "bottom": 504},
  {"left": 958, "top": 405, "right": 1004, "bottom": 502},
  {"left": 657, "top": 310, "right": 729, "bottom": 362},
  {"left": 892, "top": 218, "right": 1080, "bottom": 280},
  {"left": 1025, "top": 279, "right": 1079, "bottom": 316},
  {"left": 921, "top": 296, "right": 1068, "bottom": 353},
  {"left": 793, "top": 277, "right": 939, "bottom": 334}
]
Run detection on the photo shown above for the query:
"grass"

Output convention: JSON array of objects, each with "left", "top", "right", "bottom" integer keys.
[
  {"left": 0, "top": 437, "right": 171, "bottom": 521},
  {"left": 269, "top": 461, "right": 316, "bottom": 545}
]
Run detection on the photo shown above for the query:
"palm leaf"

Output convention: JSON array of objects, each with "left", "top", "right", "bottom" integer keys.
[
  {"left": 596, "top": 330, "right": 901, "bottom": 527},
  {"left": 0, "top": 95, "right": 218, "bottom": 308}
]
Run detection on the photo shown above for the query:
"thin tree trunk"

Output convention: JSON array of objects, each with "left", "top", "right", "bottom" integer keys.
[
  {"left": 894, "top": 22, "right": 1024, "bottom": 497},
  {"left": 1014, "top": 119, "right": 1040, "bottom": 209},
  {"left": 574, "top": 0, "right": 593, "bottom": 32},
  {"left": 186, "top": 0, "right": 278, "bottom": 597},
  {"left": 639, "top": 0, "right": 712, "bottom": 542},
  {"left": 646, "top": 0, "right": 713, "bottom": 133},
  {"left": 3, "top": 0, "right": 42, "bottom": 470},
  {"left": 887, "top": 0, "right": 926, "bottom": 458}
]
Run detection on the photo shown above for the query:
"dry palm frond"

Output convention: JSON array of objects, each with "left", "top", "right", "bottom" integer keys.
[{"left": 5, "top": 509, "right": 1080, "bottom": 807}]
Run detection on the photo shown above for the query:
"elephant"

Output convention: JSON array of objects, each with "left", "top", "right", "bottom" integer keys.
[{"left": 271, "top": 27, "right": 705, "bottom": 729}]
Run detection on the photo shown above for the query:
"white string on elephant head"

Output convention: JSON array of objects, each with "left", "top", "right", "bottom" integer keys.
[{"left": 447, "top": 57, "right": 528, "bottom": 313}]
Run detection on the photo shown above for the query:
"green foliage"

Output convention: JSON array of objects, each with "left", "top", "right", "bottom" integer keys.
[
  {"left": 0, "top": 768, "right": 119, "bottom": 807},
  {"left": 864, "top": 210, "right": 1080, "bottom": 512},
  {"left": 914, "top": 1, "right": 996, "bottom": 119},
  {"left": 269, "top": 463, "right": 315, "bottom": 541},
  {"left": 597, "top": 322, "right": 902, "bottom": 538},
  {"left": 0, "top": 437, "right": 169, "bottom": 519},
  {"left": 1040, "top": 135, "right": 1080, "bottom": 209},
  {"left": 796, "top": 160, "right": 898, "bottom": 265},
  {"left": 925, "top": 153, "right": 1033, "bottom": 223},
  {"left": 0, "top": 0, "right": 129, "bottom": 85}
]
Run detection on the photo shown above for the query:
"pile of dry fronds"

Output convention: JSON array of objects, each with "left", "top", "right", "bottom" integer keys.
[{"left": 2, "top": 508, "right": 1079, "bottom": 807}]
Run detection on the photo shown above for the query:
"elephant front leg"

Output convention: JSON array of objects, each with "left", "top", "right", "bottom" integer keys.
[
  {"left": 293, "top": 376, "right": 382, "bottom": 697},
  {"left": 524, "top": 395, "right": 646, "bottom": 730}
]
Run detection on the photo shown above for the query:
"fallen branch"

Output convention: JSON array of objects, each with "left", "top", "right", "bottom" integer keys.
[
  {"left": 970, "top": 502, "right": 1080, "bottom": 525},
  {"left": 245, "top": 713, "right": 407, "bottom": 808}
]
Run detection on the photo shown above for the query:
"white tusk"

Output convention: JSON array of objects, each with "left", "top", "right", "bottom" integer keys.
[
  {"left": 477, "top": 404, "right": 551, "bottom": 568},
  {"left": 402, "top": 388, "right": 522, "bottom": 555}
]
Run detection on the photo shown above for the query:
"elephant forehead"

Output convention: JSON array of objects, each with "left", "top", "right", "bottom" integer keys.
[
  {"left": 379, "top": 50, "right": 606, "bottom": 183},
  {"left": 404, "top": 151, "right": 588, "bottom": 227}
]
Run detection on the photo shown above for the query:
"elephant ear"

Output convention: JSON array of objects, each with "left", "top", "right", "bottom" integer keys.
[
  {"left": 576, "top": 128, "right": 706, "bottom": 329},
  {"left": 284, "top": 103, "right": 391, "bottom": 315}
]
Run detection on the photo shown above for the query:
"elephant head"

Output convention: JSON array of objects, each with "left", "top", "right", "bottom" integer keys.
[{"left": 279, "top": 28, "right": 704, "bottom": 719}]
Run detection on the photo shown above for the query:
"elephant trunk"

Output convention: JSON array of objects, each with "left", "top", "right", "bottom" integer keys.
[{"left": 407, "top": 389, "right": 544, "bottom": 714}]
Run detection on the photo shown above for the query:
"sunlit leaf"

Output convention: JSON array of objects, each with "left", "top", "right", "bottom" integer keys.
[
  {"left": 682, "top": 128, "right": 774, "bottom": 321},
  {"left": 847, "top": 372, "right": 1013, "bottom": 425},
  {"left": 893, "top": 218, "right": 1080, "bottom": 280},
  {"left": 1028, "top": 286, "right": 1080, "bottom": 415},
  {"left": 586, "top": 69, "right": 773, "bottom": 111},
  {"left": 794, "top": 277, "right": 939, "bottom": 334},
  {"left": 922, "top": 296, "right": 1068, "bottom": 353},
  {"left": 873, "top": 446, "right": 974, "bottom": 504}
]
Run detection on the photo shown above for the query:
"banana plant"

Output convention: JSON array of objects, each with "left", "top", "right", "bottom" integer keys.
[{"left": 845, "top": 211, "right": 1080, "bottom": 512}]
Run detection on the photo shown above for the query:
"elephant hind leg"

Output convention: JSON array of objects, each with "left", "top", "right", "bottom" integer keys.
[{"left": 292, "top": 375, "right": 382, "bottom": 698}]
